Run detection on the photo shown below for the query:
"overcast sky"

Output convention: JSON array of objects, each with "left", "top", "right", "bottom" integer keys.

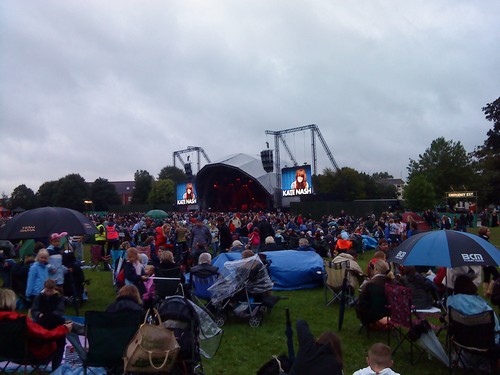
[{"left": 1, "top": 0, "right": 499, "bottom": 196}]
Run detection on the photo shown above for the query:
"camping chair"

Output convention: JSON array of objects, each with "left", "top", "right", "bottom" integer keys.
[
  {"left": 153, "top": 267, "right": 183, "bottom": 302},
  {"left": 110, "top": 249, "right": 126, "bottom": 270},
  {"left": 0, "top": 316, "right": 51, "bottom": 374},
  {"left": 324, "top": 259, "right": 355, "bottom": 307},
  {"left": 385, "top": 283, "right": 426, "bottom": 364},
  {"left": 66, "top": 310, "right": 142, "bottom": 375},
  {"left": 191, "top": 273, "right": 218, "bottom": 311},
  {"left": 89, "top": 245, "right": 110, "bottom": 271},
  {"left": 448, "top": 306, "right": 500, "bottom": 374}
]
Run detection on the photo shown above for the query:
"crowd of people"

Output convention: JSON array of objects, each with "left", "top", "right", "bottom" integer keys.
[{"left": 0, "top": 207, "right": 499, "bottom": 374}]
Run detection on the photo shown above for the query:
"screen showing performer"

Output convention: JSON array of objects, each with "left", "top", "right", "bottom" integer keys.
[
  {"left": 281, "top": 165, "right": 312, "bottom": 196},
  {"left": 177, "top": 182, "right": 197, "bottom": 205}
]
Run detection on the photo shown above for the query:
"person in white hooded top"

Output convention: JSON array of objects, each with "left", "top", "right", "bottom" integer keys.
[{"left": 353, "top": 342, "right": 400, "bottom": 375}]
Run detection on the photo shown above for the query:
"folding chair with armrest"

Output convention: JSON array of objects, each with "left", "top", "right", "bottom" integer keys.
[
  {"left": 448, "top": 306, "right": 500, "bottom": 374},
  {"left": 385, "top": 283, "right": 428, "bottom": 364},
  {"left": 66, "top": 310, "right": 142, "bottom": 375},
  {"left": 191, "top": 273, "right": 218, "bottom": 311},
  {"left": 0, "top": 316, "right": 51, "bottom": 374},
  {"left": 324, "top": 259, "right": 356, "bottom": 307},
  {"left": 153, "top": 267, "right": 183, "bottom": 302}
]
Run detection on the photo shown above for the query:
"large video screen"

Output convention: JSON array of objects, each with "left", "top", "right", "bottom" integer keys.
[
  {"left": 176, "top": 182, "right": 197, "bottom": 205},
  {"left": 281, "top": 165, "right": 312, "bottom": 197}
]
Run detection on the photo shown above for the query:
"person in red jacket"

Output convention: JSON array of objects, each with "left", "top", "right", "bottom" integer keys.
[{"left": 0, "top": 288, "right": 72, "bottom": 370}]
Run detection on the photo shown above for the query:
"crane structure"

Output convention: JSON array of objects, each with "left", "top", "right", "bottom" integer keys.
[
  {"left": 265, "top": 124, "right": 339, "bottom": 191},
  {"left": 173, "top": 146, "right": 211, "bottom": 175}
]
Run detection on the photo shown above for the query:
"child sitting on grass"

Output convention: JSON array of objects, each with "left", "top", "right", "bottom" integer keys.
[{"left": 353, "top": 342, "right": 400, "bottom": 375}]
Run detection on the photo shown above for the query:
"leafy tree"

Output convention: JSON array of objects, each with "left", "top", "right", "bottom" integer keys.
[
  {"left": 407, "top": 137, "right": 475, "bottom": 201},
  {"left": 90, "top": 178, "right": 121, "bottom": 211},
  {"left": 36, "top": 180, "right": 59, "bottom": 207},
  {"left": 10, "top": 184, "right": 36, "bottom": 210},
  {"left": 158, "top": 166, "right": 186, "bottom": 185},
  {"left": 148, "top": 179, "right": 175, "bottom": 205},
  {"left": 314, "top": 167, "right": 397, "bottom": 200},
  {"left": 473, "top": 97, "right": 500, "bottom": 205},
  {"left": 403, "top": 174, "right": 436, "bottom": 211},
  {"left": 53, "top": 174, "right": 88, "bottom": 211},
  {"left": 372, "top": 172, "right": 394, "bottom": 180},
  {"left": 131, "top": 170, "right": 153, "bottom": 204}
]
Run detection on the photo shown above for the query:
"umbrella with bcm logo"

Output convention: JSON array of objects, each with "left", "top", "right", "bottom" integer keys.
[{"left": 387, "top": 230, "right": 500, "bottom": 268}]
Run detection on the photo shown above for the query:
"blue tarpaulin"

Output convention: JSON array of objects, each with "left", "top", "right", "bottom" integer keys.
[{"left": 212, "top": 250, "right": 324, "bottom": 291}]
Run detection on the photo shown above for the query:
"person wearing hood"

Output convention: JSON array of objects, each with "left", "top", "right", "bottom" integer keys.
[
  {"left": 289, "top": 319, "right": 343, "bottom": 375},
  {"left": 332, "top": 250, "right": 364, "bottom": 291},
  {"left": 353, "top": 343, "right": 400, "bottom": 375}
]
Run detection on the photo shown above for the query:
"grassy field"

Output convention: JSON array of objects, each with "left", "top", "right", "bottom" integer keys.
[{"left": 57, "top": 227, "right": 500, "bottom": 374}]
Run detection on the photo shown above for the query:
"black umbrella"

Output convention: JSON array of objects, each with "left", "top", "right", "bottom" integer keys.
[
  {"left": 285, "top": 308, "right": 295, "bottom": 364},
  {"left": 0, "top": 207, "right": 98, "bottom": 240},
  {"left": 387, "top": 230, "right": 500, "bottom": 268}
]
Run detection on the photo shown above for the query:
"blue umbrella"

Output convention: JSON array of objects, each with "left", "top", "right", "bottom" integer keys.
[{"left": 387, "top": 230, "right": 500, "bottom": 268}]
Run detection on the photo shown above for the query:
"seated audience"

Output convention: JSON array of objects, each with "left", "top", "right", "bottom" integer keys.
[
  {"left": 447, "top": 274, "right": 500, "bottom": 344},
  {"left": 105, "top": 284, "right": 145, "bottom": 316},
  {"left": 353, "top": 342, "right": 400, "bottom": 375},
  {"left": 31, "top": 279, "right": 65, "bottom": 329},
  {"left": 297, "top": 238, "right": 315, "bottom": 252},
  {"left": 260, "top": 236, "right": 281, "bottom": 252},
  {"left": 356, "top": 260, "right": 393, "bottom": 329},
  {"left": 289, "top": 319, "right": 343, "bottom": 375},
  {"left": 230, "top": 240, "right": 245, "bottom": 253},
  {"left": 332, "top": 250, "right": 364, "bottom": 291},
  {"left": 399, "top": 266, "right": 438, "bottom": 310},
  {"left": 190, "top": 252, "right": 219, "bottom": 278},
  {"left": 0, "top": 287, "right": 72, "bottom": 370},
  {"left": 366, "top": 251, "right": 387, "bottom": 279}
]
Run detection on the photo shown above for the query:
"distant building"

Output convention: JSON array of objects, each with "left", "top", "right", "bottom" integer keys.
[
  {"left": 110, "top": 181, "right": 135, "bottom": 205},
  {"left": 383, "top": 178, "right": 405, "bottom": 200}
]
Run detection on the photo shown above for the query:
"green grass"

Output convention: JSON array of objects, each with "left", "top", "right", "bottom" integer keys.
[{"left": 14, "top": 227, "right": 500, "bottom": 374}]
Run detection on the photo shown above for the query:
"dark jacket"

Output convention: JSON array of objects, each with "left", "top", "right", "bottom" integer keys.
[
  {"left": 123, "top": 261, "right": 146, "bottom": 295},
  {"left": 356, "top": 274, "right": 392, "bottom": 325},
  {"left": 105, "top": 296, "right": 145, "bottom": 317},
  {"left": 289, "top": 320, "right": 343, "bottom": 375},
  {"left": 400, "top": 273, "right": 436, "bottom": 310},
  {"left": 190, "top": 263, "right": 219, "bottom": 278}
]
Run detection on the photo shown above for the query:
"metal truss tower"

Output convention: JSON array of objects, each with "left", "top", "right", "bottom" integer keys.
[
  {"left": 172, "top": 146, "right": 211, "bottom": 175},
  {"left": 265, "top": 124, "right": 339, "bottom": 191}
]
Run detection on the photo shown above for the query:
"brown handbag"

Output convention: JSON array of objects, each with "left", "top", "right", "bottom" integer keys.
[{"left": 123, "top": 308, "right": 180, "bottom": 373}]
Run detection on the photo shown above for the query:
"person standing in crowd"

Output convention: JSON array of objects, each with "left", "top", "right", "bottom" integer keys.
[
  {"left": 95, "top": 218, "right": 107, "bottom": 259},
  {"left": 69, "top": 234, "right": 84, "bottom": 264},
  {"left": 189, "top": 218, "right": 212, "bottom": 265},
  {"left": 25, "top": 249, "right": 50, "bottom": 304},
  {"left": 217, "top": 216, "right": 232, "bottom": 255},
  {"left": 106, "top": 216, "right": 120, "bottom": 255}
]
